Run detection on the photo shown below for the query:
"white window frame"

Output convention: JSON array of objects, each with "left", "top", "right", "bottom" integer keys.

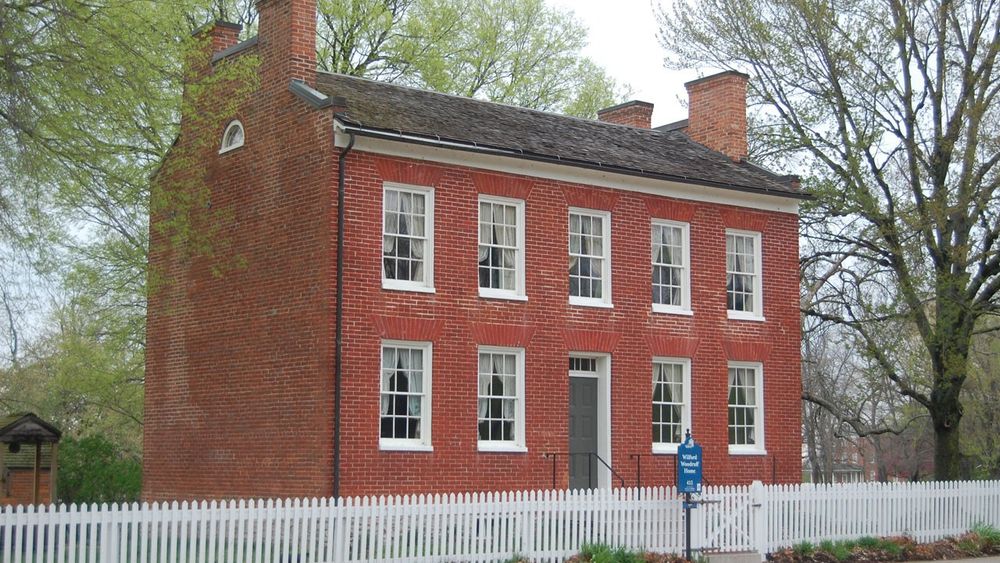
[
  {"left": 219, "top": 120, "right": 245, "bottom": 154},
  {"left": 382, "top": 183, "right": 435, "bottom": 293},
  {"left": 476, "top": 346, "right": 527, "bottom": 452},
  {"left": 727, "top": 361, "right": 765, "bottom": 455},
  {"left": 651, "top": 220, "right": 691, "bottom": 315},
  {"left": 477, "top": 195, "right": 526, "bottom": 301},
  {"left": 568, "top": 208, "right": 612, "bottom": 308},
  {"left": 379, "top": 340, "right": 433, "bottom": 451},
  {"left": 651, "top": 357, "right": 692, "bottom": 454},
  {"left": 725, "top": 229, "right": 764, "bottom": 321}
]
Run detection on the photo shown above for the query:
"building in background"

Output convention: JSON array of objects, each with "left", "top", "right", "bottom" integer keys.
[{"left": 0, "top": 413, "right": 61, "bottom": 506}]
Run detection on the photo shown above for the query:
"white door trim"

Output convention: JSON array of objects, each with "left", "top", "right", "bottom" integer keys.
[{"left": 569, "top": 353, "right": 612, "bottom": 488}]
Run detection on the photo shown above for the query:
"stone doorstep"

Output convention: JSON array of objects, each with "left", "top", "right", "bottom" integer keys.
[{"left": 705, "top": 551, "right": 763, "bottom": 563}]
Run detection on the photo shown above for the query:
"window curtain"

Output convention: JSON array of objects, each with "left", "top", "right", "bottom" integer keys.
[
  {"left": 479, "top": 206, "right": 516, "bottom": 289},
  {"left": 477, "top": 354, "right": 492, "bottom": 418},
  {"left": 381, "top": 351, "right": 419, "bottom": 415}
]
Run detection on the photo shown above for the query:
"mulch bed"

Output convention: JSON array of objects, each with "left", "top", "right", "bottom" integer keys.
[
  {"left": 768, "top": 533, "right": 1000, "bottom": 562},
  {"left": 527, "top": 530, "right": 1000, "bottom": 563},
  {"left": 565, "top": 554, "right": 688, "bottom": 562}
]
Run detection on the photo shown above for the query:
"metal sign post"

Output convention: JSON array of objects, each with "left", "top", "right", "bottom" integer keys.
[{"left": 677, "top": 430, "right": 703, "bottom": 561}]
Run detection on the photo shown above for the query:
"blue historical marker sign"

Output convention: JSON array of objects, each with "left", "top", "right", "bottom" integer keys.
[{"left": 677, "top": 433, "right": 703, "bottom": 494}]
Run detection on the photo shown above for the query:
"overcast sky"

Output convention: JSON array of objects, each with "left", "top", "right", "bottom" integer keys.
[{"left": 546, "top": 0, "right": 704, "bottom": 126}]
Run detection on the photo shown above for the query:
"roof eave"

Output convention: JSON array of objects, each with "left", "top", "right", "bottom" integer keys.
[
  {"left": 338, "top": 123, "right": 811, "bottom": 201},
  {"left": 0, "top": 413, "right": 62, "bottom": 443}
]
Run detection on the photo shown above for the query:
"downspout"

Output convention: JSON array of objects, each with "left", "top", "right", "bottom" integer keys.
[{"left": 333, "top": 125, "right": 355, "bottom": 500}]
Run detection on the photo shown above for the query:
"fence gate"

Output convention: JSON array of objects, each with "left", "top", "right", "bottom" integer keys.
[{"left": 697, "top": 485, "right": 761, "bottom": 554}]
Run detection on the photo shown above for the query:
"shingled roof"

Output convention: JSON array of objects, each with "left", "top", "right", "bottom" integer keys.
[
  {"left": 0, "top": 413, "right": 61, "bottom": 444},
  {"left": 313, "top": 72, "right": 803, "bottom": 199}
]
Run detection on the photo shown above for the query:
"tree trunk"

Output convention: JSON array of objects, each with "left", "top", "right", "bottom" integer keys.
[
  {"left": 933, "top": 421, "right": 962, "bottom": 480},
  {"left": 930, "top": 370, "right": 965, "bottom": 480},
  {"left": 805, "top": 407, "right": 822, "bottom": 483},
  {"left": 929, "top": 289, "right": 971, "bottom": 481}
]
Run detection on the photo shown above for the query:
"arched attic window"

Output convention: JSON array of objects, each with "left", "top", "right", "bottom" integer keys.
[{"left": 219, "top": 120, "right": 245, "bottom": 153}]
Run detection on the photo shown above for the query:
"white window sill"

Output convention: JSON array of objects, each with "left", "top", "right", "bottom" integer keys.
[
  {"left": 382, "top": 280, "right": 436, "bottom": 294},
  {"left": 477, "top": 442, "right": 528, "bottom": 453},
  {"left": 478, "top": 289, "right": 528, "bottom": 302},
  {"left": 728, "top": 446, "right": 767, "bottom": 456},
  {"left": 219, "top": 143, "right": 244, "bottom": 154},
  {"left": 652, "top": 443, "right": 681, "bottom": 455},
  {"left": 379, "top": 440, "right": 434, "bottom": 452},
  {"left": 652, "top": 305, "right": 693, "bottom": 316},
  {"left": 727, "top": 311, "right": 765, "bottom": 322},
  {"left": 569, "top": 297, "right": 613, "bottom": 309}
]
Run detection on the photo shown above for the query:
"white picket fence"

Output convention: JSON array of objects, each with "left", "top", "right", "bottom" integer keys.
[{"left": 2, "top": 480, "right": 999, "bottom": 563}]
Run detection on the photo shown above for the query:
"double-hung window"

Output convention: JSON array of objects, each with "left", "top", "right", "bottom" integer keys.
[
  {"left": 478, "top": 196, "right": 526, "bottom": 300},
  {"left": 652, "top": 221, "right": 690, "bottom": 314},
  {"left": 728, "top": 362, "right": 764, "bottom": 454},
  {"left": 477, "top": 347, "right": 526, "bottom": 451},
  {"left": 383, "top": 184, "right": 434, "bottom": 292},
  {"left": 726, "top": 230, "right": 762, "bottom": 319},
  {"left": 569, "top": 209, "right": 612, "bottom": 307},
  {"left": 652, "top": 359, "right": 691, "bottom": 453},
  {"left": 380, "top": 341, "right": 432, "bottom": 450}
]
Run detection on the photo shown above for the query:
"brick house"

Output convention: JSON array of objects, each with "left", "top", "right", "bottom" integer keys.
[
  {"left": 143, "top": 0, "right": 805, "bottom": 501},
  {"left": 0, "top": 413, "right": 61, "bottom": 506}
]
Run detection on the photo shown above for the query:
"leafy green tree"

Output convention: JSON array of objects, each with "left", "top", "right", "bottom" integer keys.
[
  {"left": 659, "top": 0, "right": 1000, "bottom": 479},
  {"left": 57, "top": 435, "right": 142, "bottom": 504},
  {"left": 0, "top": 290, "right": 145, "bottom": 454}
]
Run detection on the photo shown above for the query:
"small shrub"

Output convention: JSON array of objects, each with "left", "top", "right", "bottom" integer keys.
[
  {"left": 956, "top": 537, "right": 980, "bottom": 555},
  {"left": 878, "top": 538, "right": 903, "bottom": 557},
  {"left": 829, "top": 541, "right": 853, "bottom": 561},
  {"left": 973, "top": 523, "right": 1000, "bottom": 549},
  {"left": 792, "top": 541, "right": 815, "bottom": 556},
  {"left": 575, "top": 543, "right": 645, "bottom": 563},
  {"left": 856, "top": 536, "right": 879, "bottom": 549},
  {"left": 611, "top": 545, "right": 642, "bottom": 563},
  {"left": 818, "top": 539, "right": 835, "bottom": 553},
  {"left": 580, "top": 543, "right": 607, "bottom": 559}
]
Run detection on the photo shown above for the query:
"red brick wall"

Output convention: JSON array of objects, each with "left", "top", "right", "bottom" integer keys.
[
  {"left": 685, "top": 71, "right": 749, "bottom": 161},
  {"left": 334, "top": 154, "right": 800, "bottom": 497},
  {"left": 143, "top": 2, "right": 337, "bottom": 501},
  {"left": 1, "top": 469, "right": 51, "bottom": 506}
]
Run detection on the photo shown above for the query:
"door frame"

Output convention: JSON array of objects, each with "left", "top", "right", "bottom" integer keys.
[{"left": 568, "top": 353, "right": 612, "bottom": 488}]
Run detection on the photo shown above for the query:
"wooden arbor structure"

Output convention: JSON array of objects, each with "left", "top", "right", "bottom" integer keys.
[{"left": 0, "top": 413, "right": 62, "bottom": 505}]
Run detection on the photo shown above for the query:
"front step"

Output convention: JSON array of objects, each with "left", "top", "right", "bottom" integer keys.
[{"left": 705, "top": 551, "right": 763, "bottom": 563}]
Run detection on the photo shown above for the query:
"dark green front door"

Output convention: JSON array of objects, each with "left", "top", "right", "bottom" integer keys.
[{"left": 569, "top": 376, "right": 599, "bottom": 489}]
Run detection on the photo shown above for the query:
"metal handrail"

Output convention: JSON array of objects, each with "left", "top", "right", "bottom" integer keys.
[
  {"left": 542, "top": 451, "right": 626, "bottom": 489},
  {"left": 587, "top": 451, "right": 626, "bottom": 488}
]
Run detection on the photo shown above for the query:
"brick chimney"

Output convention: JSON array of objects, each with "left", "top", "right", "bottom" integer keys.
[
  {"left": 198, "top": 21, "right": 242, "bottom": 54},
  {"left": 256, "top": 0, "right": 317, "bottom": 87},
  {"left": 187, "top": 21, "right": 242, "bottom": 81},
  {"left": 597, "top": 101, "right": 654, "bottom": 129},
  {"left": 684, "top": 71, "right": 748, "bottom": 161}
]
